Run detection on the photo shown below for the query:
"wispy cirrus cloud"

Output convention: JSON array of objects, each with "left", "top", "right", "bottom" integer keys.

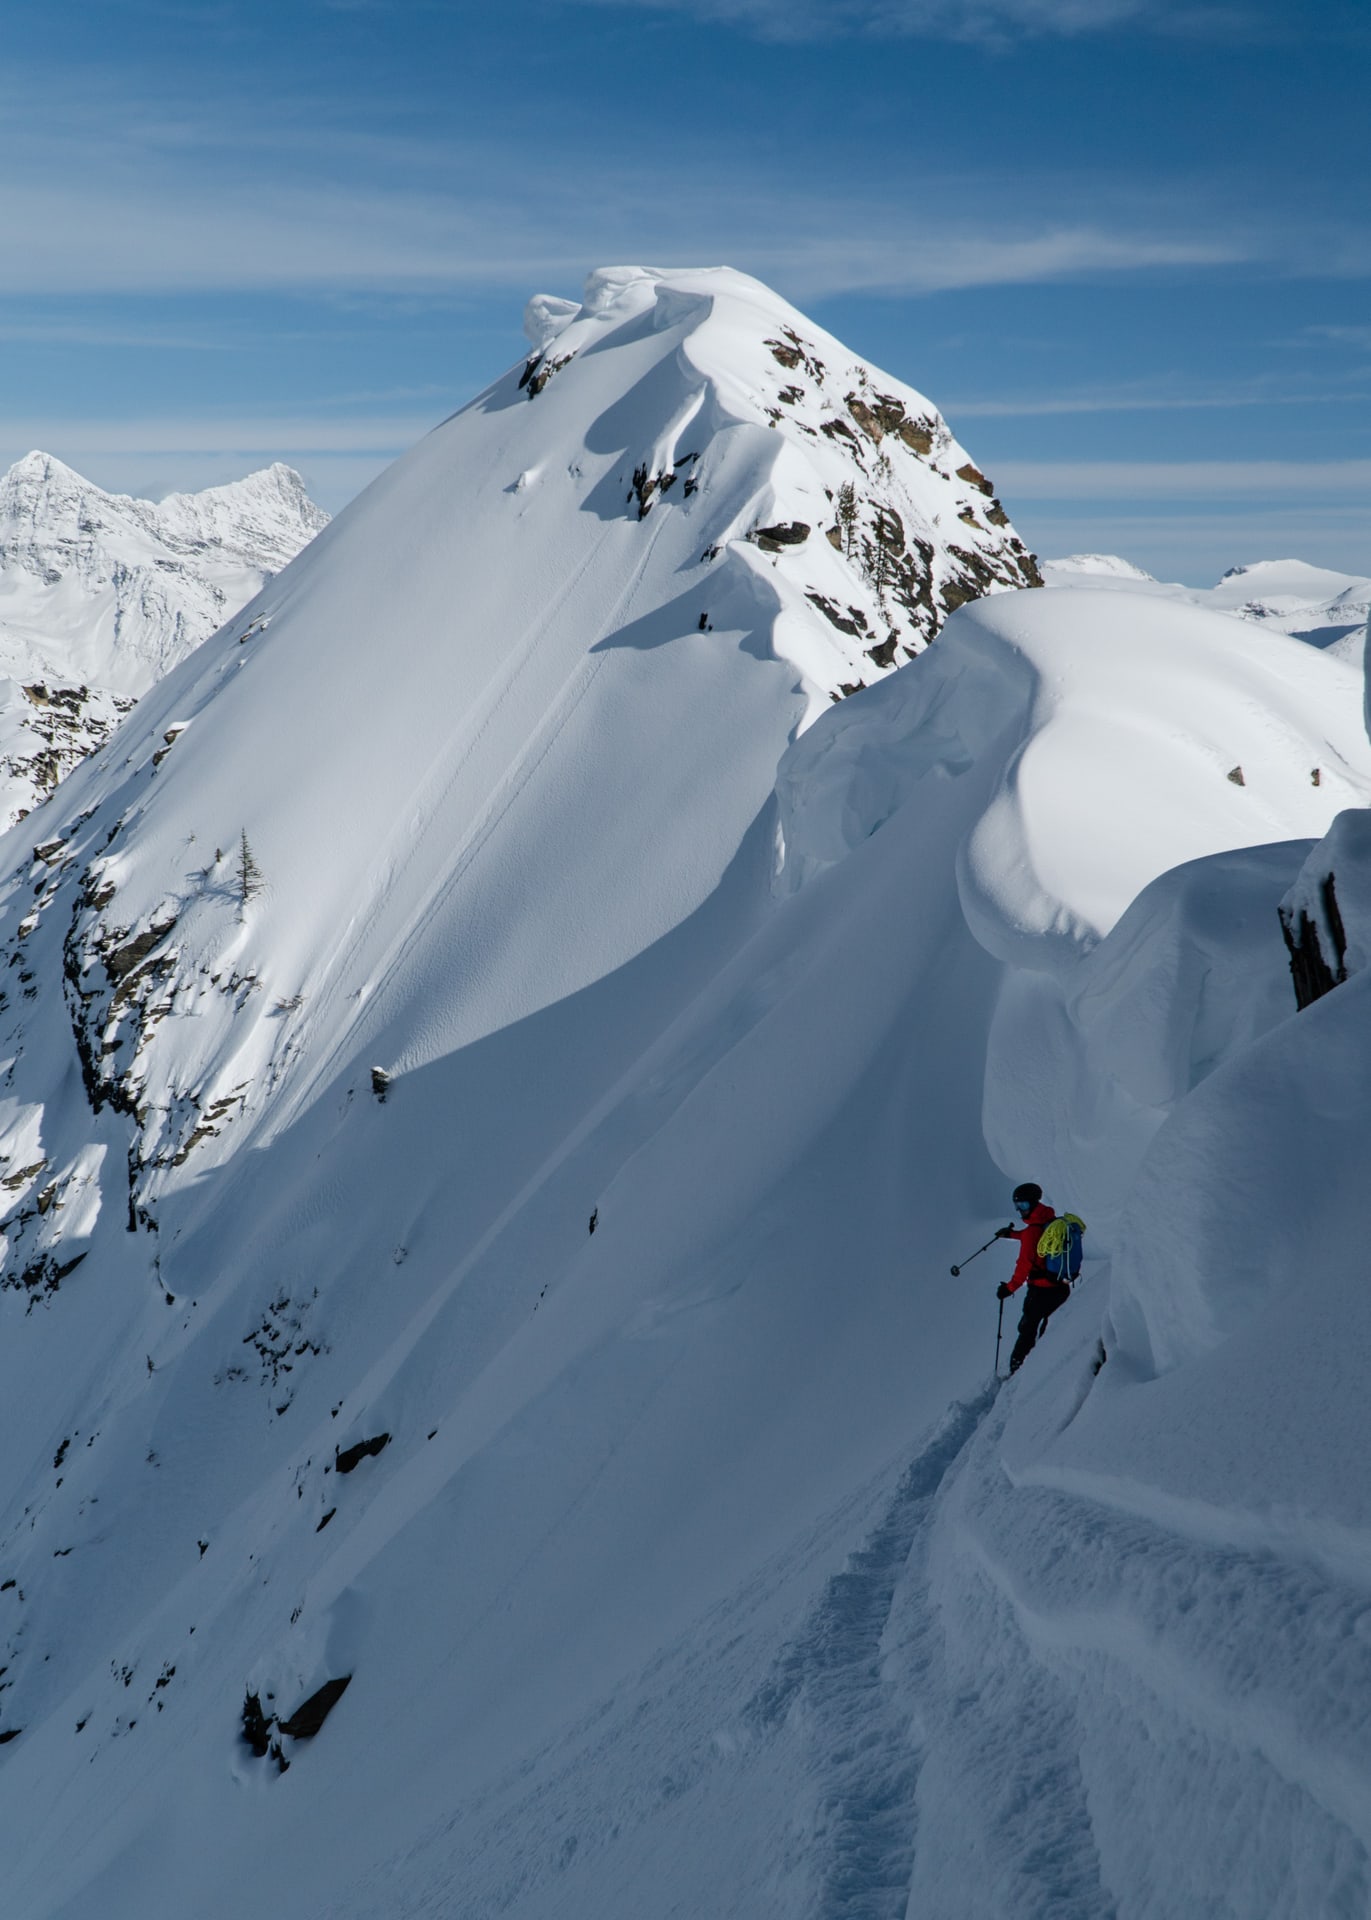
[
  {"left": 0, "top": 414, "right": 436, "bottom": 457},
  {"left": 945, "top": 377, "right": 1371, "bottom": 417},
  {"left": 559, "top": 0, "right": 1251, "bottom": 45},
  {"left": 1306, "top": 324, "right": 1371, "bottom": 351},
  {"left": 0, "top": 62, "right": 1334, "bottom": 308},
  {"left": 993, "top": 458, "right": 1371, "bottom": 498},
  {"left": 0, "top": 153, "right": 1252, "bottom": 302}
]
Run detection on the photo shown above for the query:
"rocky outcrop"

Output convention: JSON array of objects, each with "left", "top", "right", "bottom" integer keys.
[{"left": 1279, "top": 809, "right": 1371, "bottom": 1009}]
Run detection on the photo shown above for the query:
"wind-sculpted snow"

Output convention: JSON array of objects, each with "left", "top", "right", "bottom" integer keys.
[
  {"left": 778, "top": 585, "right": 1371, "bottom": 960},
  {"left": 0, "top": 267, "right": 1366, "bottom": 1916}
]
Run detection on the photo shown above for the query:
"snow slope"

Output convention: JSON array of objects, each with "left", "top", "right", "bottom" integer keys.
[
  {"left": 0, "top": 267, "right": 1364, "bottom": 1915},
  {"left": 0, "top": 454, "right": 327, "bottom": 828}
]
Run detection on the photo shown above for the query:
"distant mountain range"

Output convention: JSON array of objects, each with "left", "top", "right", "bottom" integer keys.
[
  {"left": 1043, "top": 552, "right": 1370, "bottom": 662},
  {"left": 0, "top": 454, "right": 328, "bottom": 827}
]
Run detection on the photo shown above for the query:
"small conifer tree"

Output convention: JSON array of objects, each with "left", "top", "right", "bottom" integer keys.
[
  {"left": 837, "top": 482, "right": 858, "bottom": 558},
  {"left": 236, "top": 829, "right": 264, "bottom": 917}
]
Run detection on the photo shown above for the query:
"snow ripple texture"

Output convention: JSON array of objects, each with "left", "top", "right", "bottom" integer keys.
[{"left": 751, "top": 1388, "right": 997, "bottom": 1920}]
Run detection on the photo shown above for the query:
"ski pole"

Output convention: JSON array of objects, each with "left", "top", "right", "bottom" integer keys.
[
  {"left": 950, "top": 1228, "right": 1009, "bottom": 1277},
  {"left": 995, "top": 1292, "right": 1004, "bottom": 1376}
]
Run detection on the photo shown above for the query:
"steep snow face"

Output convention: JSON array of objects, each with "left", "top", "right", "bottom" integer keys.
[
  {"left": 0, "top": 455, "right": 328, "bottom": 828},
  {"left": 0, "top": 264, "right": 1044, "bottom": 1274},
  {"left": 0, "top": 270, "right": 1362, "bottom": 1918},
  {"left": 914, "top": 807, "right": 1371, "bottom": 1916},
  {"left": 775, "top": 598, "right": 1371, "bottom": 1920}
]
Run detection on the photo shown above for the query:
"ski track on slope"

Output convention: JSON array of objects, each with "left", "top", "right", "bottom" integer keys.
[
  {"left": 909, "top": 1312, "right": 1371, "bottom": 1920},
  {"left": 314, "top": 1387, "right": 1001, "bottom": 1920},
  {"left": 742, "top": 1385, "right": 997, "bottom": 1920},
  {"left": 901, "top": 1383, "right": 1121, "bottom": 1920}
]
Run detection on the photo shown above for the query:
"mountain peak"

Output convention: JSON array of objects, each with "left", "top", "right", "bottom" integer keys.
[
  {"left": 0, "top": 452, "right": 328, "bottom": 825},
  {"left": 514, "top": 262, "right": 1040, "bottom": 706}
]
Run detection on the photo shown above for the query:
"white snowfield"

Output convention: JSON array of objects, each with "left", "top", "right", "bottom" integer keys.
[
  {"left": 1046, "top": 550, "right": 1371, "bottom": 663},
  {"left": 0, "top": 266, "right": 1365, "bottom": 1918},
  {"left": 0, "top": 453, "right": 327, "bottom": 830}
]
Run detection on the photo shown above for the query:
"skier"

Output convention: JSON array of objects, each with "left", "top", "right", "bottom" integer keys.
[{"left": 995, "top": 1182, "right": 1069, "bottom": 1374}]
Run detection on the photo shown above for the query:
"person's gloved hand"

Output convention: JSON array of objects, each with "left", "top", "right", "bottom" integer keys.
[
  {"left": 996, "top": 1282, "right": 1011, "bottom": 1300},
  {"left": 995, "top": 1226, "right": 1015, "bottom": 1239}
]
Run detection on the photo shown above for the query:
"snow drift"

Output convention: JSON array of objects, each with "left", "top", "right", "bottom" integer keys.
[{"left": 0, "top": 266, "right": 1364, "bottom": 1918}]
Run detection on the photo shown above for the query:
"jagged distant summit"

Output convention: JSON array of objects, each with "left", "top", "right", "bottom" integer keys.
[
  {"left": 0, "top": 453, "right": 328, "bottom": 693},
  {"left": 0, "top": 454, "right": 328, "bottom": 826}
]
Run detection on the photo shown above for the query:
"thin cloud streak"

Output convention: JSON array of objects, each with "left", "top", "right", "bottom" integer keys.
[
  {"left": 1306, "top": 325, "right": 1371, "bottom": 350},
  {"left": 995, "top": 458, "right": 1371, "bottom": 497},
  {"left": 946, "top": 384, "right": 1371, "bottom": 417},
  {"left": 0, "top": 415, "right": 438, "bottom": 457},
  {"left": 560, "top": 0, "right": 1245, "bottom": 45},
  {"left": 0, "top": 319, "right": 230, "bottom": 351},
  {"left": 0, "top": 174, "right": 1252, "bottom": 299},
  {"left": 0, "top": 63, "right": 1265, "bottom": 302}
]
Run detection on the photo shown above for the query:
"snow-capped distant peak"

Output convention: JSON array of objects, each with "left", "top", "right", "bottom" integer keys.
[
  {"left": 0, "top": 453, "right": 328, "bottom": 827},
  {"left": 1043, "top": 549, "right": 1371, "bottom": 663},
  {"left": 1208, "top": 556, "right": 1371, "bottom": 609},
  {"left": 1044, "top": 553, "right": 1157, "bottom": 581},
  {"left": 0, "top": 452, "right": 328, "bottom": 691}
]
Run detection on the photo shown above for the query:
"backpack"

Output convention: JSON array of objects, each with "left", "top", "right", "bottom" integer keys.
[{"left": 1037, "top": 1213, "right": 1086, "bottom": 1283}]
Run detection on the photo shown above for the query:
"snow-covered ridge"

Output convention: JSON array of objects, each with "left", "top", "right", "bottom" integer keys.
[
  {"left": 0, "top": 263, "right": 1046, "bottom": 1273},
  {"left": 0, "top": 268, "right": 1365, "bottom": 1915},
  {"left": 0, "top": 454, "right": 328, "bottom": 829}
]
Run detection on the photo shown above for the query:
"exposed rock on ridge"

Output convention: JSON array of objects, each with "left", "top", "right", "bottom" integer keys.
[{"left": 519, "top": 268, "right": 1041, "bottom": 703}]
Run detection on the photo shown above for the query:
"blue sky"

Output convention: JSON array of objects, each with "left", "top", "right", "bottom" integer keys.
[{"left": 2, "top": 0, "right": 1367, "bottom": 581}]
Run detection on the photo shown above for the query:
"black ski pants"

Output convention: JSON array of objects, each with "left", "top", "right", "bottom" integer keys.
[{"left": 1009, "top": 1280, "right": 1071, "bottom": 1373}]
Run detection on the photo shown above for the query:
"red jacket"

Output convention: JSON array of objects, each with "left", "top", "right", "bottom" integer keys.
[{"left": 1005, "top": 1202, "right": 1056, "bottom": 1293}]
